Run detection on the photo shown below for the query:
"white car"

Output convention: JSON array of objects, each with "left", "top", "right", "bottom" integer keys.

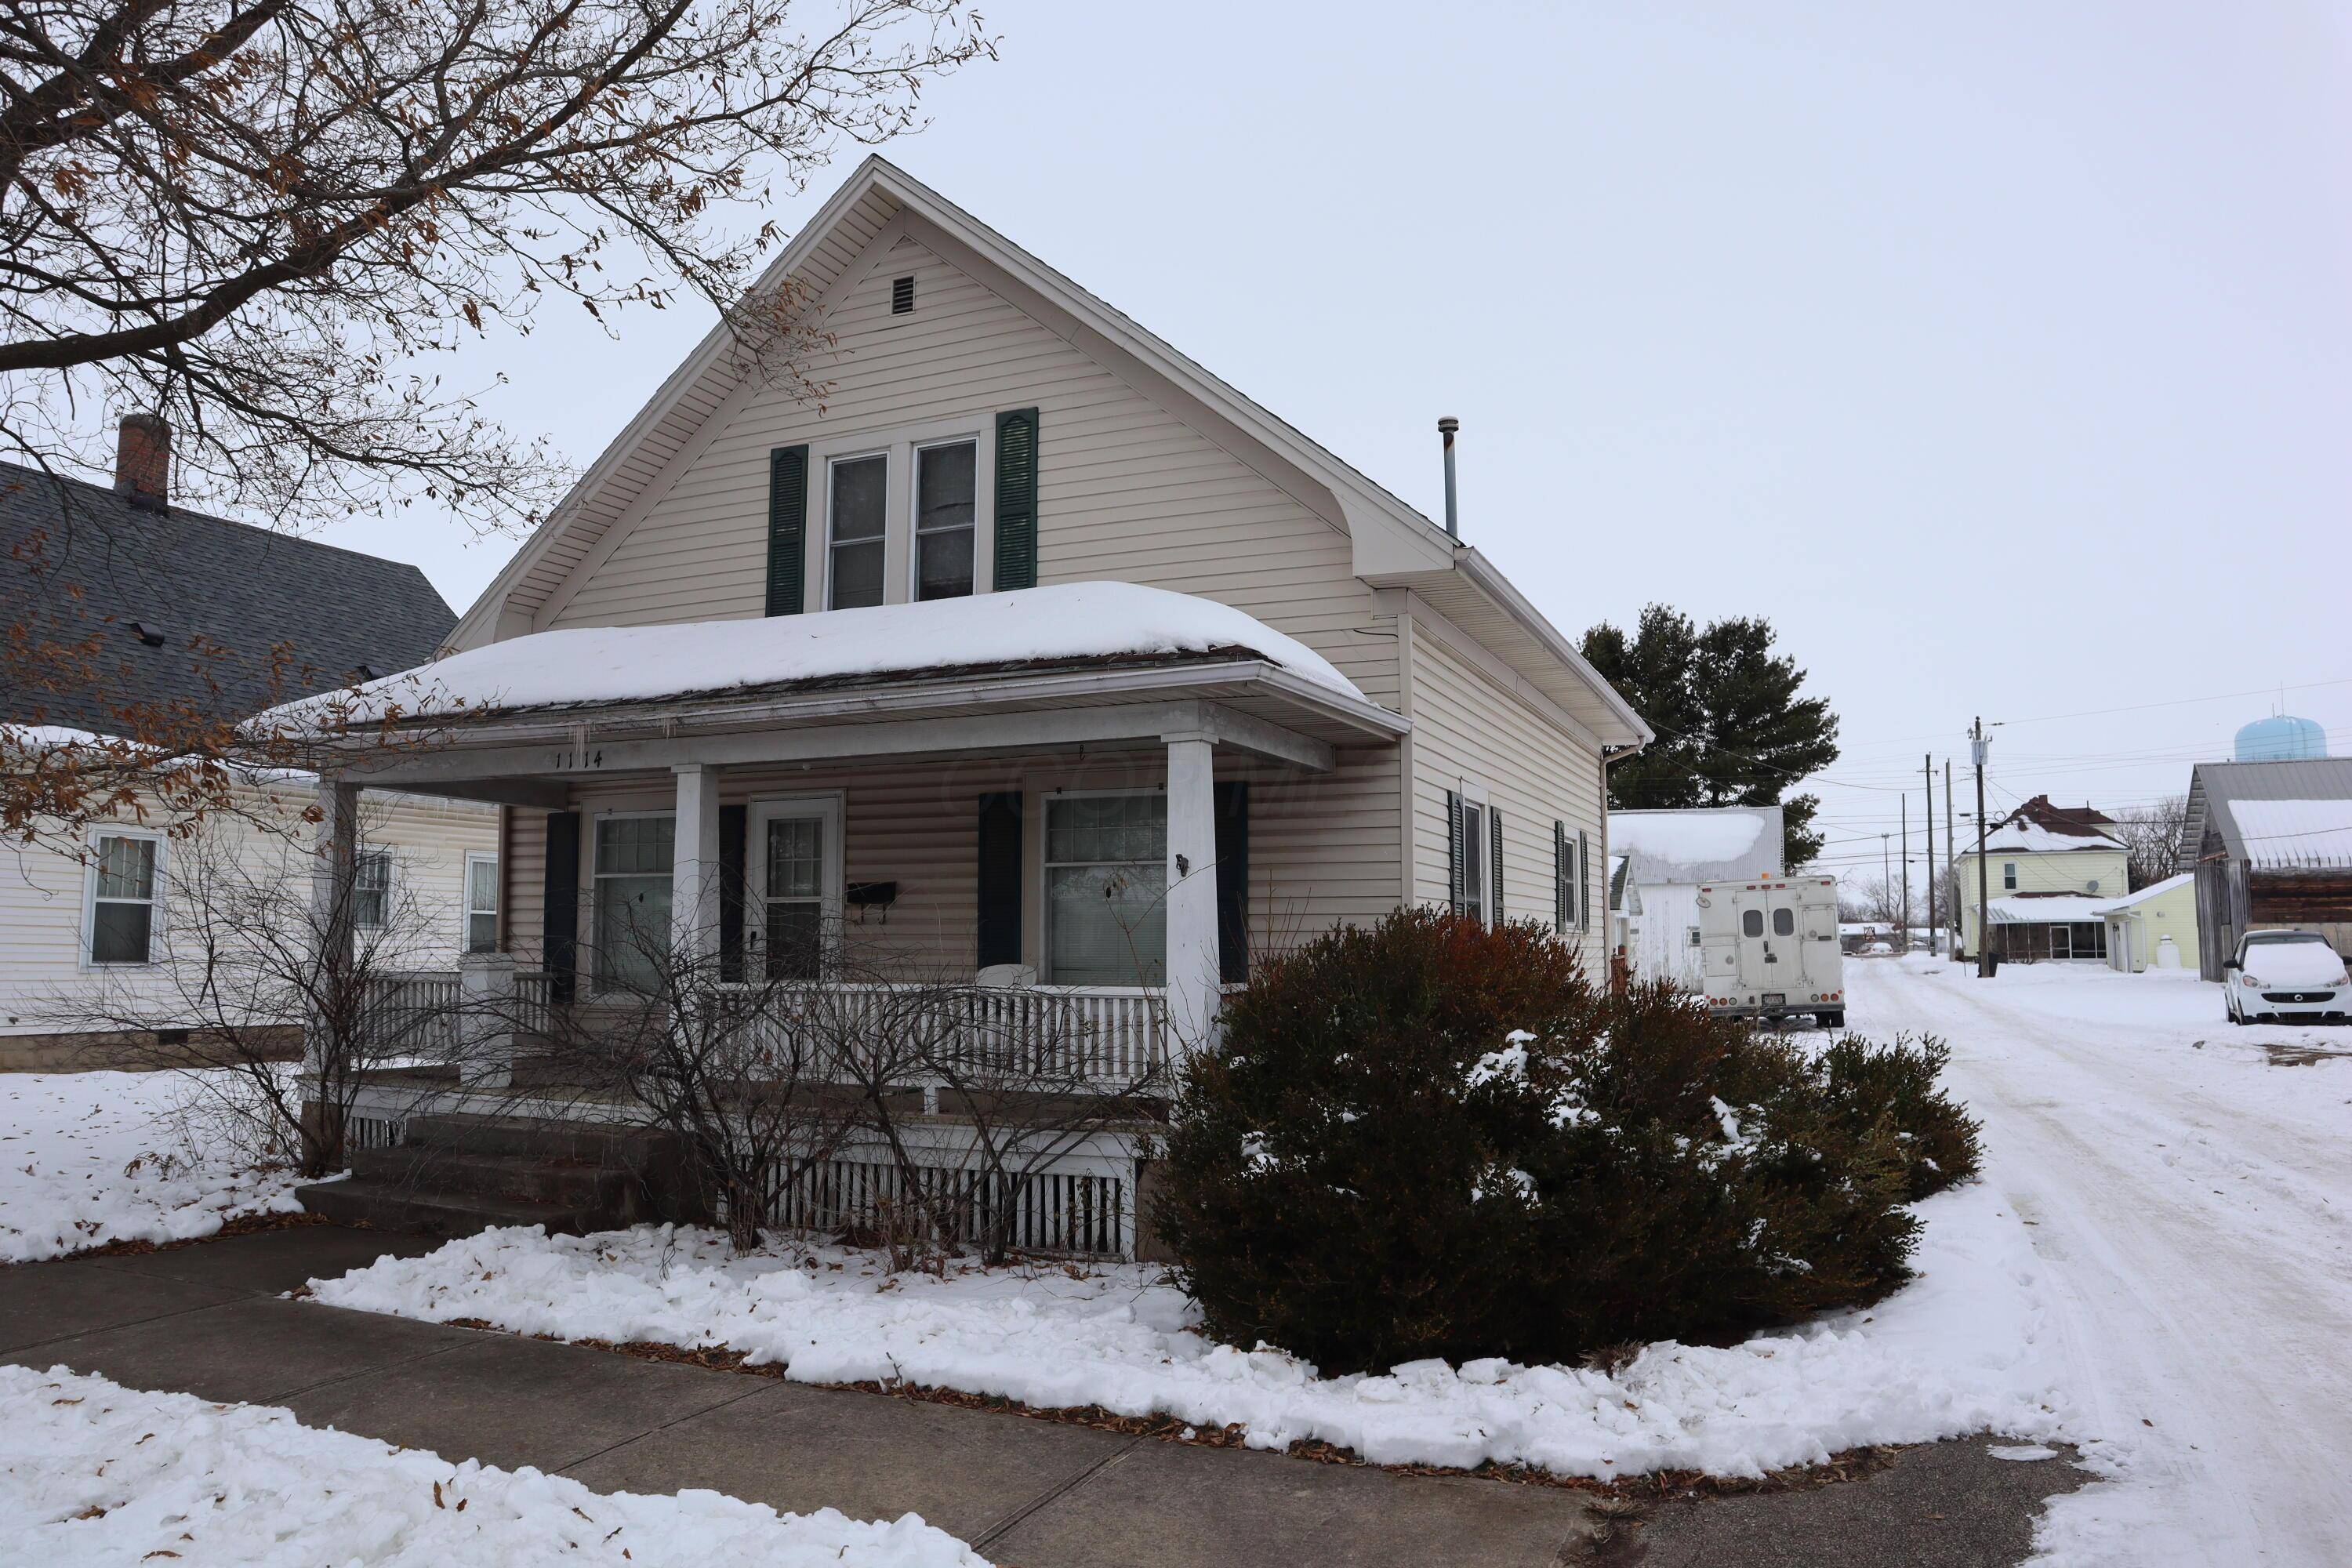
[{"left": 2225, "top": 930, "right": 2351, "bottom": 1025}]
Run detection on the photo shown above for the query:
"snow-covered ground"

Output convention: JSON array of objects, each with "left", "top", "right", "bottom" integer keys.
[
  {"left": 1846, "top": 955, "right": 2352, "bottom": 1566},
  {"left": 0, "top": 1363, "right": 986, "bottom": 1566},
  {"left": 0, "top": 1069, "right": 307, "bottom": 1263},
  {"left": 313, "top": 1181, "right": 2075, "bottom": 1483}
]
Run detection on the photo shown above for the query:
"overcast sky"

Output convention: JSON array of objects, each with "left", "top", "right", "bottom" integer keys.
[{"left": 325, "top": 0, "right": 2352, "bottom": 887}]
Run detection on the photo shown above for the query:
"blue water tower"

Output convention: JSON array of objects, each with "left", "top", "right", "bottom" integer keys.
[{"left": 2234, "top": 714, "right": 2328, "bottom": 762}]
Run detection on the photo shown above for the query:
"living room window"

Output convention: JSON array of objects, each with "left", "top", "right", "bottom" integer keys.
[
  {"left": 1045, "top": 793, "right": 1166, "bottom": 985},
  {"left": 593, "top": 814, "right": 674, "bottom": 991}
]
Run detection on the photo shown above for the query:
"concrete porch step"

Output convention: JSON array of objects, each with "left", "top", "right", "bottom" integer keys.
[
  {"left": 400, "top": 1112, "right": 673, "bottom": 1167},
  {"left": 347, "top": 1145, "right": 637, "bottom": 1213},
  {"left": 294, "top": 1177, "right": 608, "bottom": 1241}
]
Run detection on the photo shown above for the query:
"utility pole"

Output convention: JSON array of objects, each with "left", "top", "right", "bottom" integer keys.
[
  {"left": 1944, "top": 760, "right": 1956, "bottom": 956},
  {"left": 1973, "top": 718, "right": 1992, "bottom": 978},
  {"left": 1881, "top": 833, "right": 1891, "bottom": 924},
  {"left": 1923, "top": 753, "right": 1938, "bottom": 956},
  {"left": 1900, "top": 795, "right": 1911, "bottom": 950}
]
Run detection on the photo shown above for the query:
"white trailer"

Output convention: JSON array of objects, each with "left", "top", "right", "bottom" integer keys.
[{"left": 1695, "top": 875, "right": 1846, "bottom": 1028}]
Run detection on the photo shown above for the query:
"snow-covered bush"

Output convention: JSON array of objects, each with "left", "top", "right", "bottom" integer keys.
[
  {"left": 1818, "top": 1034, "right": 1983, "bottom": 1201},
  {"left": 1153, "top": 908, "right": 1979, "bottom": 1374}
]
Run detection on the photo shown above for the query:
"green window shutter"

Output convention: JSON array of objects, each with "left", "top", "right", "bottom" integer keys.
[
  {"left": 542, "top": 811, "right": 582, "bottom": 1005},
  {"left": 1490, "top": 808, "right": 1504, "bottom": 924},
  {"left": 765, "top": 445, "right": 809, "bottom": 616},
  {"left": 1446, "top": 790, "right": 1465, "bottom": 913},
  {"left": 1578, "top": 829, "right": 1592, "bottom": 931},
  {"left": 993, "top": 408, "right": 1040, "bottom": 590},
  {"left": 1555, "top": 820, "right": 1570, "bottom": 931},
  {"left": 977, "top": 793, "right": 1023, "bottom": 968},
  {"left": 1214, "top": 781, "right": 1249, "bottom": 984}
]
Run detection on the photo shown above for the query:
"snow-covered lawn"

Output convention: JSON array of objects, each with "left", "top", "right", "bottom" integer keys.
[
  {"left": 312, "top": 1179, "right": 2074, "bottom": 1483},
  {"left": 1848, "top": 956, "right": 2352, "bottom": 1566},
  {"left": 1, "top": 1363, "right": 985, "bottom": 1566},
  {"left": 0, "top": 1069, "right": 307, "bottom": 1263}
]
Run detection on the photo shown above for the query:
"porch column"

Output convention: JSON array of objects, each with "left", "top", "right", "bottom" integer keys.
[
  {"left": 306, "top": 776, "right": 361, "bottom": 1076},
  {"left": 1163, "top": 733, "right": 1220, "bottom": 1052},
  {"left": 671, "top": 763, "right": 724, "bottom": 976}
]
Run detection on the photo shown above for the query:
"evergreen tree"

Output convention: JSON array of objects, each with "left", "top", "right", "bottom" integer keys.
[{"left": 1581, "top": 606, "right": 1841, "bottom": 869}]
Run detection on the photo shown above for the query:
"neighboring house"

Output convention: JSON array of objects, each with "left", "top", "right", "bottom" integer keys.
[
  {"left": 1609, "top": 807, "right": 1783, "bottom": 989},
  {"left": 2178, "top": 759, "right": 2352, "bottom": 981},
  {"left": 1953, "top": 796, "right": 2131, "bottom": 963},
  {"left": 291, "top": 156, "right": 1652, "bottom": 1252},
  {"left": 2099, "top": 873, "right": 2197, "bottom": 973},
  {"left": 0, "top": 441, "right": 499, "bottom": 1063}
]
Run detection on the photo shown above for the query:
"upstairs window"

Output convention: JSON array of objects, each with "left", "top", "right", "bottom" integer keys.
[
  {"left": 826, "top": 454, "right": 888, "bottom": 610},
  {"left": 353, "top": 851, "right": 392, "bottom": 930},
  {"left": 914, "top": 441, "right": 977, "bottom": 601},
  {"left": 2002, "top": 861, "right": 2018, "bottom": 891}
]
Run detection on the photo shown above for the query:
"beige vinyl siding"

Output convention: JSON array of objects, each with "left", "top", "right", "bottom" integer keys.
[
  {"left": 0, "top": 784, "right": 496, "bottom": 1036},
  {"left": 1404, "top": 619, "right": 1608, "bottom": 982},
  {"left": 538, "top": 233, "right": 1398, "bottom": 710},
  {"left": 529, "top": 742, "right": 1399, "bottom": 985}
]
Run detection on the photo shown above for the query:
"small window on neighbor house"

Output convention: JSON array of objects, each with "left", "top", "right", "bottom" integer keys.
[
  {"left": 353, "top": 851, "right": 391, "bottom": 930},
  {"left": 2003, "top": 862, "right": 2018, "bottom": 890},
  {"left": 1741, "top": 908, "right": 1765, "bottom": 938},
  {"left": 891, "top": 274, "right": 915, "bottom": 314},
  {"left": 827, "top": 454, "right": 888, "bottom": 610},
  {"left": 914, "top": 441, "right": 977, "bottom": 601},
  {"left": 89, "top": 834, "right": 158, "bottom": 964},
  {"left": 465, "top": 852, "right": 499, "bottom": 955}
]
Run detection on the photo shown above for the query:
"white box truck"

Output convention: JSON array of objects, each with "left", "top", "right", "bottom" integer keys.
[{"left": 1694, "top": 875, "right": 1846, "bottom": 1028}]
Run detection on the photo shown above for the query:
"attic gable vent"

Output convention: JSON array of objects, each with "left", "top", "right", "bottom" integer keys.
[
  {"left": 891, "top": 275, "right": 915, "bottom": 314},
  {"left": 128, "top": 621, "right": 165, "bottom": 647}
]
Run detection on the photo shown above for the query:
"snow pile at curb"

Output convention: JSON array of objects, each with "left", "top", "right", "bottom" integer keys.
[
  {"left": 0, "top": 1072, "right": 307, "bottom": 1264},
  {"left": 1, "top": 1363, "right": 988, "bottom": 1566},
  {"left": 314, "top": 1183, "right": 2078, "bottom": 1481}
]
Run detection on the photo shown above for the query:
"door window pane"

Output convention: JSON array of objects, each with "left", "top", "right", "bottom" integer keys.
[
  {"left": 829, "top": 454, "right": 888, "bottom": 609},
  {"left": 1771, "top": 907, "right": 1795, "bottom": 936},
  {"left": 915, "top": 441, "right": 976, "bottom": 601},
  {"left": 90, "top": 835, "right": 158, "bottom": 964},
  {"left": 1741, "top": 908, "right": 1764, "bottom": 938},
  {"left": 762, "top": 815, "right": 826, "bottom": 981},
  {"left": 595, "top": 816, "right": 674, "bottom": 990},
  {"left": 1046, "top": 795, "right": 1167, "bottom": 985}
]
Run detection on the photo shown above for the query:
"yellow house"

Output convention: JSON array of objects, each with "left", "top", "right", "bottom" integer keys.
[
  {"left": 1955, "top": 796, "right": 2131, "bottom": 963},
  {"left": 2100, "top": 873, "right": 2198, "bottom": 973}
]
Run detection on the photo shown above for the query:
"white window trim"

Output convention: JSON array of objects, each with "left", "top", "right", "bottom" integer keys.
[
  {"left": 746, "top": 793, "right": 846, "bottom": 974},
  {"left": 81, "top": 826, "right": 165, "bottom": 970},
  {"left": 1040, "top": 786, "right": 1169, "bottom": 986},
  {"left": 805, "top": 415, "right": 997, "bottom": 610},
  {"left": 463, "top": 849, "right": 500, "bottom": 955},
  {"left": 590, "top": 808, "right": 676, "bottom": 993}
]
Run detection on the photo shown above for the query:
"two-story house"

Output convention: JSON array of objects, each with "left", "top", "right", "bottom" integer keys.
[
  {"left": 1954, "top": 796, "right": 2129, "bottom": 963},
  {"left": 289, "top": 158, "right": 1652, "bottom": 1249}
]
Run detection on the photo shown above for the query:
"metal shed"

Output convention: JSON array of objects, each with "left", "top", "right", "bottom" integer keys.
[{"left": 2177, "top": 759, "right": 2352, "bottom": 980}]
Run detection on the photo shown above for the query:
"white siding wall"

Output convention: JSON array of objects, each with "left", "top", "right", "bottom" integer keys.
[
  {"left": 1, "top": 785, "right": 497, "bottom": 1036},
  {"left": 1404, "top": 619, "right": 1609, "bottom": 982}
]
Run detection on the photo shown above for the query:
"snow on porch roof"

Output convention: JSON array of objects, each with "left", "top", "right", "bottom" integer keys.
[{"left": 272, "top": 582, "right": 1367, "bottom": 728}]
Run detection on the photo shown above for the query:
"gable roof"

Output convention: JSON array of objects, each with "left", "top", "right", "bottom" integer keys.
[
  {"left": 452, "top": 156, "right": 1650, "bottom": 749},
  {"left": 2184, "top": 759, "right": 2352, "bottom": 871},
  {"left": 0, "top": 461, "right": 455, "bottom": 735},
  {"left": 1964, "top": 794, "right": 2125, "bottom": 855},
  {"left": 1611, "top": 805, "right": 1784, "bottom": 884}
]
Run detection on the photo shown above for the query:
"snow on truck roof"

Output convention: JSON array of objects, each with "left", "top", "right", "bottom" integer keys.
[
  {"left": 267, "top": 583, "right": 1367, "bottom": 728},
  {"left": 1611, "top": 806, "right": 1784, "bottom": 885}
]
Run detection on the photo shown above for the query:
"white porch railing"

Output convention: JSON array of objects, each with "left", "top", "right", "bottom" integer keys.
[{"left": 355, "top": 969, "right": 555, "bottom": 1061}]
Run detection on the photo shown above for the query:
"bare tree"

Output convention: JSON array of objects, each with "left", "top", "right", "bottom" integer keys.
[
  {"left": 1840, "top": 874, "right": 1904, "bottom": 927},
  {"left": 2, "top": 0, "right": 993, "bottom": 835},
  {"left": 2112, "top": 797, "right": 2189, "bottom": 891},
  {"left": 32, "top": 787, "right": 445, "bottom": 1175}
]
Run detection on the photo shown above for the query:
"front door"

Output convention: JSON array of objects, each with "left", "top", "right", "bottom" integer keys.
[{"left": 748, "top": 800, "right": 842, "bottom": 980}]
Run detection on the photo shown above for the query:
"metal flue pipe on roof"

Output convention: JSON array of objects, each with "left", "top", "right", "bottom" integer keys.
[{"left": 1438, "top": 416, "right": 1460, "bottom": 538}]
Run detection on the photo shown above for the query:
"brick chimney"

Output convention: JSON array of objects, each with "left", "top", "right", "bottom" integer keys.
[{"left": 114, "top": 412, "right": 170, "bottom": 510}]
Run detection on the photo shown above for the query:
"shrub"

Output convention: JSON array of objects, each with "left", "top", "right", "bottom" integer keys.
[
  {"left": 1818, "top": 1034, "right": 1984, "bottom": 1200},
  {"left": 1152, "top": 907, "right": 1980, "bottom": 1375}
]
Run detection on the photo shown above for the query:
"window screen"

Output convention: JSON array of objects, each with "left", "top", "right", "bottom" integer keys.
[
  {"left": 828, "top": 454, "right": 888, "bottom": 609},
  {"left": 91, "top": 834, "right": 158, "bottom": 964},
  {"left": 915, "top": 441, "right": 976, "bottom": 601},
  {"left": 1046, "top": 795, "right": 1167, "bottom": 985}
]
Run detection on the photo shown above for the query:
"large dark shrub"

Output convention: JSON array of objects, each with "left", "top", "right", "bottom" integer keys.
[
  {"left": 1818, "top": 1034, "right": 1984, "bottom": 1200},
  {"left": 1153, "top": 908, "right": 1979, "bottom": 1375}
]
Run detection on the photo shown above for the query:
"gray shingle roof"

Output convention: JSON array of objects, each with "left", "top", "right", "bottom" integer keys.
[
  {"left": 0, "top": 460, "right": 455, "bottom": 734},
  {"left": 2181, "top": 758, "right": 2352, "bottom": 870}
]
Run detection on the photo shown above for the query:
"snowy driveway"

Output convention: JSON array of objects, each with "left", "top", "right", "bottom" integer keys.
[{"left": 1846, "top": 957, "right": 2352, "bottom": 1566}]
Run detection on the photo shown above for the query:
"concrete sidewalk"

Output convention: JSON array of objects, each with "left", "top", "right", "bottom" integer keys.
[{"left": 1, "top": 1227, "right": 2083, "bottom": 1566}]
